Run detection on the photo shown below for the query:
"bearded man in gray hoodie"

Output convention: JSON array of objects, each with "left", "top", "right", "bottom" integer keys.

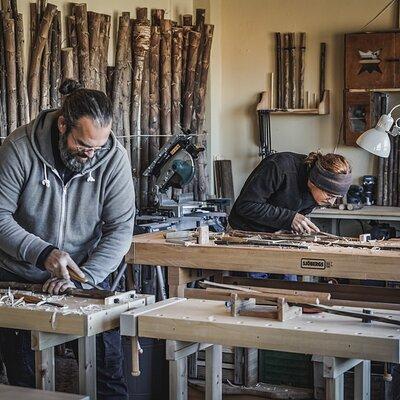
[{"left": 0, "top": 80, "right": 135, "bottom": 399}]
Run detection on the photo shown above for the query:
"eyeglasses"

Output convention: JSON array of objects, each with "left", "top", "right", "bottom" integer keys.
[{"left": 70, "top": 132, "right": 109, "bottom": 155}]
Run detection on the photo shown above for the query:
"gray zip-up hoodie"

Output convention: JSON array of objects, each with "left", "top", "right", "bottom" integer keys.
[{"left": 0, "top": 109, "right": 135, "bottom": 284}]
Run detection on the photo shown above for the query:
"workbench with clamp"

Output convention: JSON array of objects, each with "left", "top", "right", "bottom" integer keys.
[
  {"left": 0, "top": 284, "right": 155, "bottom": 400},
  {"left": 120, "top": 295, "right": 400, "bottom": 400}
]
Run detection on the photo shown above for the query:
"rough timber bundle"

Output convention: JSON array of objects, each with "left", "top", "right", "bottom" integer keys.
[{"left": 0, "top": 2, "right": 214, "bottom": 208}]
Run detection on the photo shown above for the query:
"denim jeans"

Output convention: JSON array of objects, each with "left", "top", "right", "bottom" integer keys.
[{"left": 0, "top": 268, "right": 128, "bottom": 400}]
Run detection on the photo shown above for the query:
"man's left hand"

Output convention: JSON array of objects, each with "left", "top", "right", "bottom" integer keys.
[{"left": 43, "top": 277, "right": 76, "bottom": 295}]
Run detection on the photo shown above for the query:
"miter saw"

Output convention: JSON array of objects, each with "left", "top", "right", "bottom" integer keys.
[
  {"left": 143, "top": 133, "right": 203, "bottom": 197},
  {"left": 138, "top": 133, "right": 228, "bottom": 232}
]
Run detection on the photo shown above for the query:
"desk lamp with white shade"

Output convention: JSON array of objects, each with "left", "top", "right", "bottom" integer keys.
[{"left": 356, "top": 104, "right": 400, "bottom": 158}]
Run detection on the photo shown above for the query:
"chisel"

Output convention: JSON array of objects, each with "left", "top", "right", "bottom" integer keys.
[{"left": 68, "top": 267, "right": 103, "bottom": 290}]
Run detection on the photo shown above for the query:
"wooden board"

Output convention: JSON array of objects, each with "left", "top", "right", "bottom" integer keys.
[
  {"left": 128, "top": 232, "right": 400, "bottom": 281},
  {"left": 0, "top": 292, "right": 153, "bottom": 335},
  {"left": 130, "top": 298, "right": 400, "bottom": 363}
]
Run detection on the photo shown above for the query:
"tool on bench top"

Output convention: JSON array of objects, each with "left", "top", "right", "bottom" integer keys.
[
  {"left": 68, "top": 267, "right": 103, "bottom": 290},
  {"left": 0, "top": 282, "right": 115, "bottom": 299}
]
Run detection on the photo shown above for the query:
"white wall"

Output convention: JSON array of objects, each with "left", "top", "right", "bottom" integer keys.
[{"left": 208, "top": 0, "right": 397, "bottom": 197}]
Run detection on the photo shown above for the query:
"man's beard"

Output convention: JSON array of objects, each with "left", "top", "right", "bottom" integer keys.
[{"left": 58, "top": 132, "right": 86, "bottom": 172}]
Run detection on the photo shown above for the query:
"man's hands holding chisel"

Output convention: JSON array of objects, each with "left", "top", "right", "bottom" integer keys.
[{"left": 42, "top": 249, "right": 86, "bottom": 294}]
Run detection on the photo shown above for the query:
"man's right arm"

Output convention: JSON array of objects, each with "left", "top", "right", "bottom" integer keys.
[{"left": 0, "top": 139, "right": 53, "bottom": 265}]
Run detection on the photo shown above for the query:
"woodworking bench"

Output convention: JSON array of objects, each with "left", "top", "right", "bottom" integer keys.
[
  {"left": 126, "top": 231, "right": 400, "bottom": 399},
  {"left": 120, "top": 297, "right": 400, "bottom": 400},
  {"left": 127, "top": 231, "right": 400, "bottom": 297},
  {"left": 0, "top": 290, "right": 155, "bottom": 400},
  {"left": 310, "top": 205, "right": 400, "bottom": 235}
]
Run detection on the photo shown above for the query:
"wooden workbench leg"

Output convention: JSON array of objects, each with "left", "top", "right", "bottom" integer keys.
[
  {"left": 169, "top": 357, "right": 187, "bottom": 400},
  {"left": 34, "top": 347, "right": 55, "bottom": 391},
  {"left": 325, "top": 374, "right": 344, "bottom": 400},
  {"left": 169, "top": 284, "right": 187, "bottom": 297},
  {"left": 78, "top": 335, "right": 97, "bottom": 400},
  {"left": 206, "top": 344, "right": 222, "bottom": 400},
  {"left": 354, "top": 361, "right": 371, "bottom": 400}
]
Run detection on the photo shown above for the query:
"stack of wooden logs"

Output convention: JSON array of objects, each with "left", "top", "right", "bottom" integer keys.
[
  {"left": 111, "top": 8, "right": 214, "bottom": 207},
  {"left": 0, "top": 0, "right": 29, "bottom": 139},
  {"left": 0, "top": 3, "right": 214, "bottom": 209},
  {"left": 275, "top": 32, "right": 325, "bottom": 110}
]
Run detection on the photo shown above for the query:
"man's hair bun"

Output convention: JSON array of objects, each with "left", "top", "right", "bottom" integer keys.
[{"left": 59, "top": 79, "right": 83, "bottom": 95}]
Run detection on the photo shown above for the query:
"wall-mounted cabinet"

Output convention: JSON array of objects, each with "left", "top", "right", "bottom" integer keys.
[{"left": 343, "top": 91, "right": 387, "bottom": 146}]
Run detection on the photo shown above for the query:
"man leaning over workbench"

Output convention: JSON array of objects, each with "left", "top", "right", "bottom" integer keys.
[{"left": 0, "top": 79, "right": 135, "bottom": 399}]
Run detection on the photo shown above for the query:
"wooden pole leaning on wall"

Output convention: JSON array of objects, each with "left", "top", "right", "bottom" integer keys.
[
  {"left": 148, "top": 26, "right": 161, "bottom": 206},
  {"left": 297, "top": 32, "right": 306, "bottom": 109},
  {"left": 160, "top": 19, "right": 172, "bottom": 146},
  {"left": 288, "top": 32, "right": 296, "bottom": 109},
  {"left": 88, "top": 11, "right": 102, "bottom": 90},
  {"left": 40, "top": 1, "right": 51, "bottom": 112},
  {"left": 99, "top": 14, "right": 111, "bottom": 94},
  {"left": 195, "top": 24, "right": 214, "bottom": 201},
  {"left": 50, "top": 11, "right": 61, "bottom": 109},
  {"left": 0, "top": 13, "right": 8, "bottom": 140},
  {"left": 319, "top": 42, "right": 326, "bottom": 103},
  {"left": 74, "top": 3, "right": 90, "bottom": 88},
  {"left": 131, "top": 18, "right": 151, "bottom": 205},
  {"left": 3, "top": 17, "right": 17, "bottom": 134},
  {"left": 66, "top": 15, "right": 79, "bottom": 81},
  {"left": 275, "top": 32, "right": 282, "bottom": 109},
  {"left": 282, "top": 33, "right": 289, "bottom": 109},
  {"left": 28, "top": 3, "right": 57, "bottom": 119},
  {"left": 182, "top": 30, "right": 201, "bottom": 131},
  {"left": 15, "top": 13, "right": 29, "bottom": 125},
  {"left": 171, "top": 27, "right": 183, "bottom": 135},
  {"left": 139, "top": 8, "right": 151, "bottom": 209}
]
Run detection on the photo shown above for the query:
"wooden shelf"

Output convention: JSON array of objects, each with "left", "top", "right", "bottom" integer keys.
[
  {"left": 348, "top": 88, "right": 400, "bottom": 93},
  {"left": 257, "top": 90, "right": 330, "bottom": 115}
]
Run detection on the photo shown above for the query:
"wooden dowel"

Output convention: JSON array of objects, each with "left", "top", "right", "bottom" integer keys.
[
  {"left": 160, "top": 19, "right": 172, "bottom": 146},
  {"left": 131, "top": 20, "right": 151, "bottom": 204},
  {"left": 283, "top": 33, "right": 289, "bottom": 109},
  {"left": 148, "top": 26, "right": 161, "bottom": 206},
  {"left": 270, "top": 72, "right": 274, "bottom": 109},
  {"left": 75, "top": 3, "right": 90, "bottom": 87},
  {"left": 50, "top": 11, "right": 61, "bottom": 109},
  {"left": 171, "top": 27, "right": 183, "bottom": 135},
  {"left": 30, "top": 3, "right": 38, "bottom": 50},
  {"left": 182, "top": 30, "right": 201, "bottom": 131},
  {"left": 140, "top": 42, "right": 150, "bottom": 208},
  {"left": 88, "top": 11, "right": 102, "bottom": 90},
  {"left": 275, "top": 32, "right": 282, "bottom": 109},
  {"left": 100, "top": 14, "right": 111, "bottom": 93},
  {"left": 4, "top": 17, "right": 17, "bottom": 133},
  {"left": 28, "top": 3, "right": 57, "bottom": 119},
  {"left": 288, "top": 32, "right": 296, "bottom": 108},
  {"left": 297, "top": 32, "right": 306, "bottom": 108},
  {"left": 181, "top": 26, "right": 192, "bottom": 97},
  {"left": 40, "top": 20, "right": 51, "bottom": 112},
  {"left": 66, "top": 15, "right": 79, "bottom": 80},
  {"left": 319, "top": 42, "right": 326, "bottom": 102},
  {"left": 15, "top": 13, "right": 29, "bottom": 124}
]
